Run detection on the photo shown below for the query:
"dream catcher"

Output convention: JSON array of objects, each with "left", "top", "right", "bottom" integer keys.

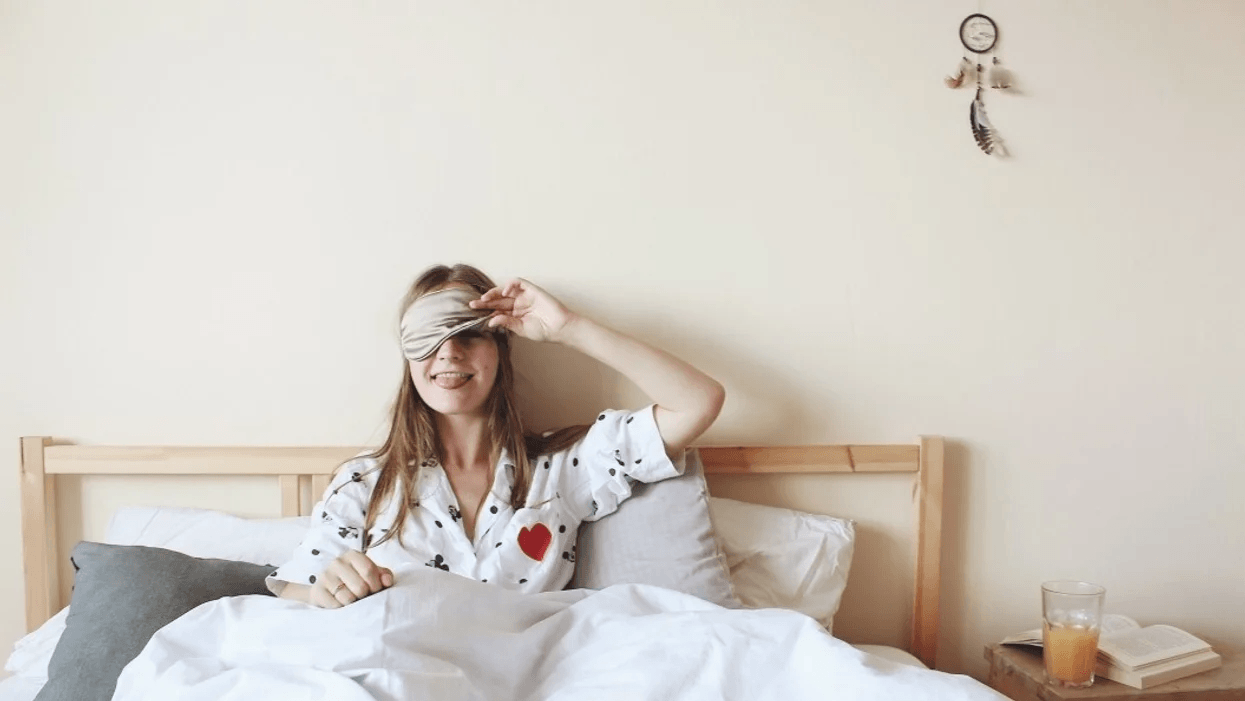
[{"left": 945, "top": 14, "right": 1014, "bottom": 156}]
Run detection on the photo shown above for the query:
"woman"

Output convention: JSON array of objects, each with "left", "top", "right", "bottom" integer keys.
[{"left": 267, "top": 263, "right": 725, "bottom": 608}]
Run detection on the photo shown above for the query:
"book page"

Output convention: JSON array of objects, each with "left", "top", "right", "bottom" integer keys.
[
  {"left": 1099, "top": 614, "right": 1139, "bottom": 635},
  {"left": 1097, "top": 650, "right": 1222, "bottom": 689},
  {"left": 1098, "top": 625, "right": 1211, "bottom": 668},
  {"left": 999, "top": 629, "right": 1042, "bottom": 647},
  {"left": 1001, "top": 613, "right": 1136, "bottom": 648}
]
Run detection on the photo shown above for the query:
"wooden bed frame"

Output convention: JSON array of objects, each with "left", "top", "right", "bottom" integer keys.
[{"left": 19, "top": 435, "right": 944, "bottom": 668}]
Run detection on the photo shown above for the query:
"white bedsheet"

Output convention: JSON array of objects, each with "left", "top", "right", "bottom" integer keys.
[
  {"left": 0, "top": 647, "right": 931, "bottom": 701},
  {"left": 0, "top": 675, "right": 41, "bottom": 701},
  {"left": 109, "top": 567, "right": 1002, "bottom": 701}
]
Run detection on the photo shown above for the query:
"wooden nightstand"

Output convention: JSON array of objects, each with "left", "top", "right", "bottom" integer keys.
[{"left": 984, "top": 643, "right": 1245, "bottom": 701}]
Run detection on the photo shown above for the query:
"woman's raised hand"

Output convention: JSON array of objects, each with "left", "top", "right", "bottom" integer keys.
[
  {"left": 471, "top": 278, "right": 576, "bottom": 343},
  {"left": 309, "top": 551, "right": 394, "bottom": 609}
]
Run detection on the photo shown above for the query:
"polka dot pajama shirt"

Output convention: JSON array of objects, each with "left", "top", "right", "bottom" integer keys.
[{"left": 267, "top": 406, "right": 681, "bottom": 595}]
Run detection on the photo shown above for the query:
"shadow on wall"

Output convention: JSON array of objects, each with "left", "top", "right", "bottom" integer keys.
[
  {"left": 829, "top": 523, "right": 906, "bottom": 647},
  {"left": 507, "top": 303, "right": 840, "bottom": 443},
  {"left": 511, "top": 337, "right": 620, "bottom": 433},
  {"left": 937, "top": 438, "right": 978, "bottom": 675}
]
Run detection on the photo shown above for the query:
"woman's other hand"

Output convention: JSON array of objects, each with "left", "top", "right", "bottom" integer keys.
[
  {"left": 309, "top": 551, "right": 394, "bottom": 608},
  {"left": 471, "top": 278, "right": 576, "bottom": 343}
]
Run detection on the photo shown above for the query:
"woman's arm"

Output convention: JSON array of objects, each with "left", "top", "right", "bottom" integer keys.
[
  {"left": 269, "top": 462, "right": 394, "bottom": 608},
  {"left": 558, "top": 316, "right": 724, "bottom": 457},
  {"left": 276, "top": 552, "right": 393, "bottom": 608},
  {"left": 473, "top": 279, "right": 725, "bottom": 457},
  {"left": 276, "top": 582, "right": 312, "bottom": 602}
]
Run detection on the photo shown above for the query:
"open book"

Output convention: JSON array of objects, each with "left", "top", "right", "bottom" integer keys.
[{"left": 1000, "top": 614, "right": 1222, "bottom": 689}]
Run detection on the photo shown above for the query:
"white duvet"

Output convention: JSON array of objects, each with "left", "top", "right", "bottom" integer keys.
[{"left": 112, "top": 567, "right": 1005, "bottom": 701}]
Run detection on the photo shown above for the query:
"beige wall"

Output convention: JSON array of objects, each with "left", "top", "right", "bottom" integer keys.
[{"left": 2, "top": 0, "right": 1243, "bottom": 679}]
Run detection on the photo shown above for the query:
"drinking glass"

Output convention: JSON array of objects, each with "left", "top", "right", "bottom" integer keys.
[{"left": 1041, "top": 580, "right": 1105, "bottom": 688}]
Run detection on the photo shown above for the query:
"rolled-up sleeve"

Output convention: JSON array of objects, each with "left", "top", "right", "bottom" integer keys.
[
  {"left": 265, "top": 458, "right": 377, "bottom": 595},
  {"left": 560, "top": 405, "right": 685, "bottom": 523}
]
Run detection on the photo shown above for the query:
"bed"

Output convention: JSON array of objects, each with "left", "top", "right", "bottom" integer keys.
[{"left": 9, "top": 434, "right": 1003, "bottom": 700}]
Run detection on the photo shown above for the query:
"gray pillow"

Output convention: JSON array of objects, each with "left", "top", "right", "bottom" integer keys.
[
  {"left": 569, "top": 448, "right": 741, "bottom": 608},
  {"left": 35, "top": 541, "right": 275, "bottom": 701}
]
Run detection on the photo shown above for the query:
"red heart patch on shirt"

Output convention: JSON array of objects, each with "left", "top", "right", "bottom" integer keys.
[{"left": 517, "top": 523, "right": 552, "bottom": 561}]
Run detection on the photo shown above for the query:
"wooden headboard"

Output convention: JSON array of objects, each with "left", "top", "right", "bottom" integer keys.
[{"left": 19, "top": 435, "right": 944, "bottom": 668}]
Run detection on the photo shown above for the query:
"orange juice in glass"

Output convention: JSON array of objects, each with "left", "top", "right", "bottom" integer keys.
[{"left": 1041, "top": 581, "right": 1105, "bottom": 688}]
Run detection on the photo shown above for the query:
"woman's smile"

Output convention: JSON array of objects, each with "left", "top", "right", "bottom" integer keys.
[{"left": 430, "top": 371, "right": 474, "bottom": 390}]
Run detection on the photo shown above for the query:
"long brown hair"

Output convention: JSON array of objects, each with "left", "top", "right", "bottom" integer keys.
[{"left": 360, "top": 264, "right": 589, "bottom": 550}]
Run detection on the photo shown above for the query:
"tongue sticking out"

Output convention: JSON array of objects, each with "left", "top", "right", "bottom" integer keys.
[{"left": 434, "top": 373, "right": 472, "bottom": 390}]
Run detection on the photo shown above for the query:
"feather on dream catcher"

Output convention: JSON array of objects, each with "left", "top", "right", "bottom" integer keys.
[{"left": 946, "top": 14, "right": 1014, "bottom": 156}]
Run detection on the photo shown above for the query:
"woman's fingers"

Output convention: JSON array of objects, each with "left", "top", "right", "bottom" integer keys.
[
  {"left": 472, "top": 282, "right": 525, "bottom": 310},
  {"left": 487, "top": 314, "right": 519, "bottom": 332},
  {"left": 475, "top": 286, "right": 506, "bottom": 304},
  {"left": 472, "top": 278, "right": 572, "bottom": 342},
  {"left": 340, "top": 551, "right": 389, "bottom": 595},
  {"left": 470, "top": 296, "right": 514, "bottom": 311},
  {"left": 327, "top": 561, "right": 366, "bottom": 602},
  {"left": 503, "top": 279, "right": 526, "bottom": 297},
  {"left": 308, "top": 552, "right": 394, "bottom": 608},
  {"left": 310, "top": 583, "right": 343, "bottom": 609},
  {"left": 480, "top": 278, "right": 532, "bottom": 302}
]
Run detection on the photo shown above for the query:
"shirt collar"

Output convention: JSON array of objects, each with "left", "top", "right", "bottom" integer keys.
[
  {"left": 489, "top": 448, "right": 516, "bottom": 505},
  {"left": 415, "top": 449, "right": 517, "bottom": 505}
]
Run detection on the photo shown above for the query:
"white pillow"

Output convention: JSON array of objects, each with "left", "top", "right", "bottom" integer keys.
[
  {"left": 4, "top": 507, "right": 310, "bottom": 682},
  {"left": 570, "top": 449, "right": 741, "bottom": 608},
  {"left": 4, "top": 607, "right": 66, "bottom": 683},
  {"left": 708, "top": 496, "right": 855, "bottom": 634},
  {"left": 104, "top": 506, "right": 310, "bottom": 565}
]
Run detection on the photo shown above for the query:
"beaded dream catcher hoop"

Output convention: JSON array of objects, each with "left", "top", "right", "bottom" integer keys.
[{"left": 946, "top": 14, "right": 1014, "bottom": 156}]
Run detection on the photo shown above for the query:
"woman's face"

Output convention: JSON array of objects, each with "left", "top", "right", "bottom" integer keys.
[{"left": 409, "top": 329, "right": 500, "bottom": 418}]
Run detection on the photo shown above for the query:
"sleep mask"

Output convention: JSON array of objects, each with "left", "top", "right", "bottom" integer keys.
[{"left": 399, "top": 287, "right": 497, "bottom": 361}]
